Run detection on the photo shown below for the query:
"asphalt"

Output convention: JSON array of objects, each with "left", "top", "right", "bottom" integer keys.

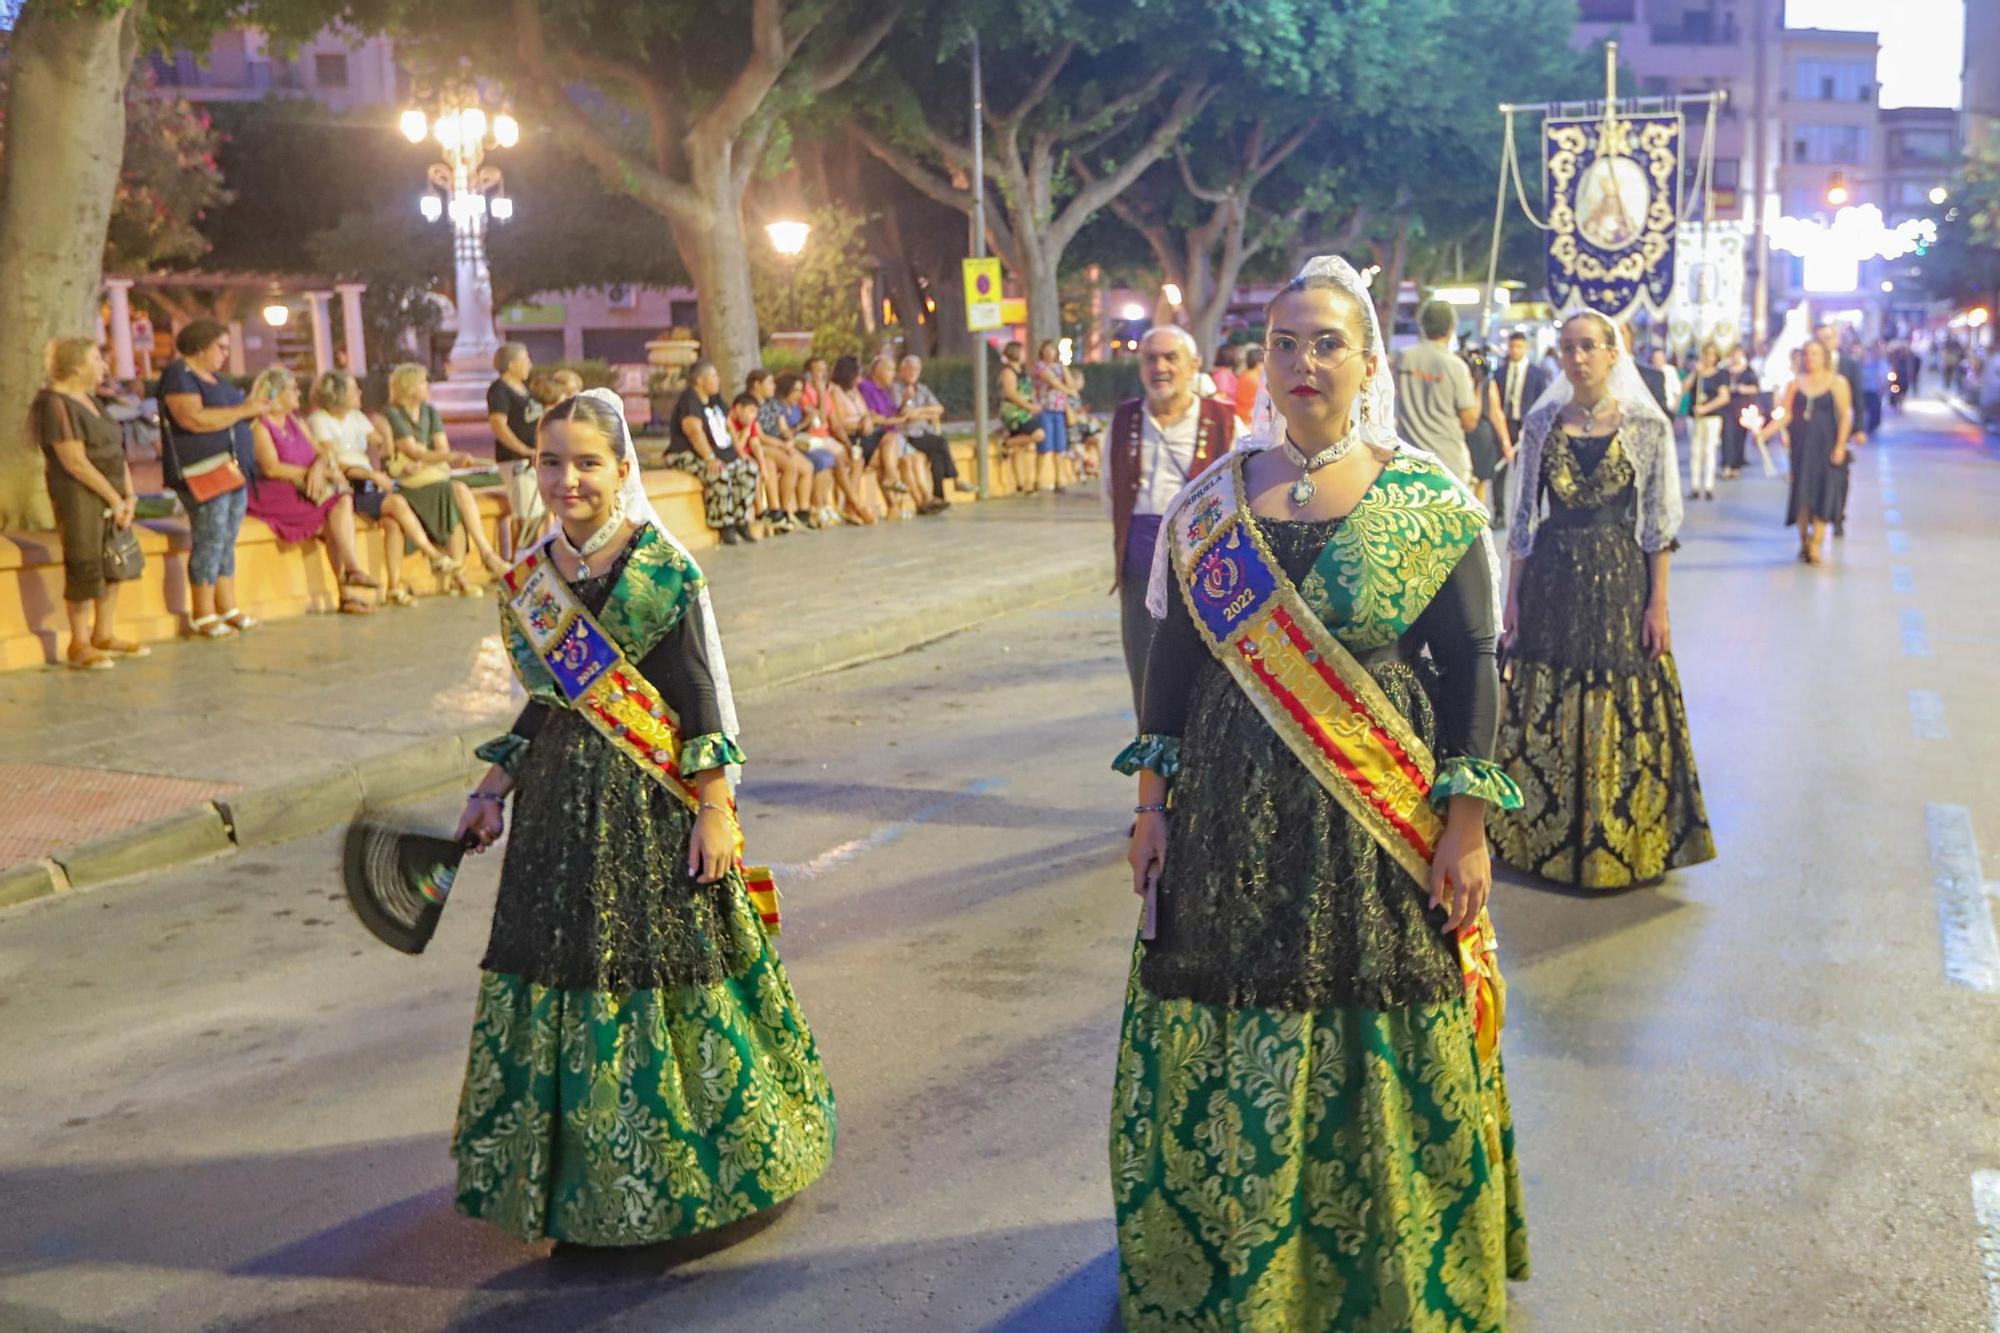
[
  {"left": 1, "top": 397, "right": 1998, "bottom": 1331},
  {"left": 0, "top": 493, "right": 1108, "bottom": 906}
]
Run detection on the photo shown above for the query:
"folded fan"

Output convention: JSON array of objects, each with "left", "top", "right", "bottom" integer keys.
[{"left": 342, "top": 820, "right": 469, "bottom": 955}]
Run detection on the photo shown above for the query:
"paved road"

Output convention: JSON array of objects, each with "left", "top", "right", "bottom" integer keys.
[{"left": 2, "top": 398, "right": 1997, "bottom": 1332}]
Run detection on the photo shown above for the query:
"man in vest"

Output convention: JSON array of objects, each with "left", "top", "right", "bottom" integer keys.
[
  {"left": 1494, "top": 330, "right": 1548, "bottom": 528},
  {"left": 1106, "top": 325, "right": 1236, "bottom": 711}
]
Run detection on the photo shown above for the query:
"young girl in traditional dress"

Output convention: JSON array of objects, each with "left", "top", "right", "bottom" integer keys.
[{"left": 453, "top": 388, "right": 836, "bottom": 1248}]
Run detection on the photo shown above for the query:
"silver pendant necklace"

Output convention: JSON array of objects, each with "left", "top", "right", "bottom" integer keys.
[
  {"left": 556, "top": 499, "right": 627, "bottom": 578},
  {"left": 1280, "top": 432, "right": 1359, "bottom": 507}
]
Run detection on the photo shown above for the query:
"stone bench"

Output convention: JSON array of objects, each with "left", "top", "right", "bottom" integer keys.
[{"left": 0, "top": 468, "right": 714, "bottom": 671}]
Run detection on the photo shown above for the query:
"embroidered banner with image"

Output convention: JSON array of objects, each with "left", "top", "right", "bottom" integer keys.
[{"left": 1545, "top": 112, "right": 1682, "bottom": 320}]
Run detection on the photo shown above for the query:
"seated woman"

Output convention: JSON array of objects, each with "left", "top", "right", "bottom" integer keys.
[
  {"left": 827, "top": 355, "right": 911, "bottom": 519},
  {"left": 896, "top": 354, "right": 967, "bottom": 508},
  {"left": 382, "top": 362, "right": 503, "bottom": 593},
  {"left": 664, "top": 360, "right": 763, "bottom": 544},
  {"left": 306, "top": 370, "right": 454, "bottom": 607},
  {"left": 245, "top": 366, "right": 376, "bottom": 615},
  {"left": 996, "top": 339, "right": 1046, "bottom": 493},
  {"left": 761, "top": 372, "right": 848, "bottom": 529},
  {"left": 743, "top": 368, "right": 814, "bottom": 532}
]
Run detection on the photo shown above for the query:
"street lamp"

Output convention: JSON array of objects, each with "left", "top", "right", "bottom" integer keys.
[
  {"left": 1162, "top": 283, "right": 1183, "bottom": 307},
  {"left": 405, "top": 84, "right": 517, "bottom": 381},
  {"left": 1930, "top": 186, "right": 1949, "bottom": 206},
  {"left": 765, "top": 219, "right": 811, "bottom": 333},
  {"left": 1825, "top": 171, "right": 1849, "bottom": 207},
  {"left": 262, "top": 302, "right": 291, "bottom": 327}
]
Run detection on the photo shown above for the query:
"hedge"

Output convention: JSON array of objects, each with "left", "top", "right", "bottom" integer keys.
[{"left": 920, "top": 352, "right": 1140, "bottom": 419}]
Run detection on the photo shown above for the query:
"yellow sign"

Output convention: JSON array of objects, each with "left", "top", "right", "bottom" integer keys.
[{"left": 963, "top": 258, "right": 1004, "bottom": 332}]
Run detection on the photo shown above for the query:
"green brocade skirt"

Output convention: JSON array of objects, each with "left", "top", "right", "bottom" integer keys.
[
  {"left": 451, "top": 915, "right": 837, "bottom": 1245},
  {"left": 1112, "top": 953, "right": 1529, "bottom": 1332}
]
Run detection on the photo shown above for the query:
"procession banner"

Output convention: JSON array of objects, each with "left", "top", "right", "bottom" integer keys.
[
  {"left": 1669, "top": 220, "right": 1747, "bottom": 354},
  {"left": 1545, "top": 112, "right": 1681, "bottom": 319}
]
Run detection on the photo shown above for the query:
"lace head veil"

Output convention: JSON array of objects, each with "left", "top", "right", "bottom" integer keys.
[
  {"left": 1144, "top": 254, "right": 1493, "bottom": 620},
  {"left": 576, "top": 387, "right": 743, "bottom": 757},
  {"left": 1505, "top": 310, "right": 1682, "bottom": 561}
]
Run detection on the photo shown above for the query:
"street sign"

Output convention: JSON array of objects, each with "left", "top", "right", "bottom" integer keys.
[{"left": 963, "top": 258, "right": 1004, "bottom": 332}]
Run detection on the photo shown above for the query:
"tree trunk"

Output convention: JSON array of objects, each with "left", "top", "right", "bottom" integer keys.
[
  {"left": 670, "top": 150, "right": 762, "bottom": 389},
  {"left": 927, "top": 259, "right": 972, "bottom": 359},
  {"left": 0, "top": 2, "right": 137, "bottom": 530},
  {"left": 1021, "top": 239, "right": 1062, "bottom": 348}
]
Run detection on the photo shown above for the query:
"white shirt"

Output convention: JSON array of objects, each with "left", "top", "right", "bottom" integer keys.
[
  {"left": 307, "top": 408, "right": 374, "bottom": 471},
  {"left": 1102, "top": 401, "right": 1203, "bottom": 519},
  {"left": 1503, "top": 357, "right": 1531, "bottom": 422}
]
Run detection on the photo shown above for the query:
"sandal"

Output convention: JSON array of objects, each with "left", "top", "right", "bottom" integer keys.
[
  {"left": 188, "top": 615, "right": 237, "bottom": 640},
  {"left": 91, "top": 637, "right": 151, "bottom": 658},
  {"left": 64, "top": 647, "right": 114, "bottom": 671},
  {"left": 341, "top": 568, "right": 381, "bottom": 592},
  {"left": 427, "top": 552, "right": 461, "bottom": 577},
  {"left": 220, "top": 609, "right": 260, "bottom": 632},
  {"left": 386, "top": 586, "right": 416, "bottom": 607},
  {"left": 338, "top": 594, "right": 375, "bottom": 615}
]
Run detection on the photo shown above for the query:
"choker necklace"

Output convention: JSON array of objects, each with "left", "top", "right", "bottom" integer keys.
[
  {"left": 1280, "top": 432, "right": 1358, "bottom": 507},
  {"left": 556, "top": 498, "right": 627, "bottom": 577}
]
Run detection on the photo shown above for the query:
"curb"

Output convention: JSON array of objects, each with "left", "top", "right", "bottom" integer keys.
[{"left": 5, "top": 554, "right": 1105, "bottom": 909}]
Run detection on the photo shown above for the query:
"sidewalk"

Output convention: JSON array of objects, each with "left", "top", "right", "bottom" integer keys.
[{"left": 0, "top": 495, "right": 1109, "bottom": 906}]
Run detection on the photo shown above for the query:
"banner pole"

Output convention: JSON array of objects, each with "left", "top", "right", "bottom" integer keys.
[{"left": 1483, "top": 110, "right": 1511, "bottom": 344}]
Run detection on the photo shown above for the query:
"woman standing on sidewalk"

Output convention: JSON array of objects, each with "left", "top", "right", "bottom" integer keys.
[
  {"left": 1491, "top": 310, "right": 1714, "bottom": 889},
  {"left": 1116, "top": 257, "right": 1527, "bottom": 1328},
  {"left": 33, "top": 337, "right": 146, "bottom": 669},
  {"left": 454, "top": 388, "right": 834, "bottom": 1250},
  {"left": 160, "top": 320, "right": 272, "bottom": 639}
]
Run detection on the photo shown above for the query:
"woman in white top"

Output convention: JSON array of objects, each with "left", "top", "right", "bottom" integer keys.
[{"left": 306, "top": 371, "right": 457, "bottom": 606}]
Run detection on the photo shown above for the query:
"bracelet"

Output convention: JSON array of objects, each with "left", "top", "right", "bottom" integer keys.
[
  {"left": 468, "top": 791, "right": 506, "bottom": 805},
  {"left": 697, "top": 800, "right": 734, "bottom": 819},
  {"left": 1134, "top": 803, "right": 1168, "bottom": 816}
]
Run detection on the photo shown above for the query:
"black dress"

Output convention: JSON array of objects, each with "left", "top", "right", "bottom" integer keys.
[
  {"left": 1491, "top": 431, "right": 1716, "bottom": 889},
  {"left": 1784, "top": 387, "right": 1846, "bottom": 528}
]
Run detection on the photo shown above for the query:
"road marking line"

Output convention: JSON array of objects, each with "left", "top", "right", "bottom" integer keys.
[
  {"left": 1884, "top": 508, "right": 1903, "bottom": 527},
  {"left": 1928, "top": 804, "right": 2000, "bottom": 993},
  {"left": 1910, "top": 690, "right": 1949, "bottom": 740},
  {"left": 1903, "top": 610, "right": 1931, "bottom": 657},
  {"left": 1888, "top": 531, "right": 1911, "bottom": 554},
  {"left": 1972, "top": 1170, "right": 2000, "bottom": 1332},
  {"left": 765, "top": 778, "right": 1005, "bottom": 882},
  {"left": 1892, "top": 567, "right": 1915, "bottom": 595}
]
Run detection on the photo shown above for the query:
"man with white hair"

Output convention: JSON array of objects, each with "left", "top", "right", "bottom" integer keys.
[{"left": 1106, "top": 325, "right": 1237, "bottom": 711}]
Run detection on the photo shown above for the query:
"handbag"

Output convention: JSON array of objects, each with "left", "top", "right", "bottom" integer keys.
[
  {"left": 161, "top": 375, "right": 248, "bottom": 503},
  {"left": 101, "top": 516, "right": 145, "bottom": 582}
]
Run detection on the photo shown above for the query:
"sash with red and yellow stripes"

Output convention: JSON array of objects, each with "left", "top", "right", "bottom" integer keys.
[
  {"left": 1168, "top": 455, "right": 1503, "bottom": 1056},
  {"left": 502, "top": 546, "right": 781, "bottom": 933}
]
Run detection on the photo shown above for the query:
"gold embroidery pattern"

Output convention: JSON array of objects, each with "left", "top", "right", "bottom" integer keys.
[
  {"left": 452, "top": 889, "right": 836, "bottom": 1244},
  {"left": 1113, "top": 954, "right": 1528, "bottom": 1330},
  {"left": 1302, "top": 460, "right": 1487, "bottom": 652}
]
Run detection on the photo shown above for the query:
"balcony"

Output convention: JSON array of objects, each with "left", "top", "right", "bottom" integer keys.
[{"left": 1652, "top": 13, "right": 1739, "bottom": 45}]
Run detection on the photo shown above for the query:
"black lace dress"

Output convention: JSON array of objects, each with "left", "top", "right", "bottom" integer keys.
[{"left": 1490, "top": 431, "right": 1716, "bottom": 889}]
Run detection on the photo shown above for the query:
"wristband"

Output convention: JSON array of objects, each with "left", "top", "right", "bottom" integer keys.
[
  {"left": 1134, "top": 803, "right": 1168, "bottom": 816},
  {"left": 468, "top": 791, "right": 506, "bottom": 805}
]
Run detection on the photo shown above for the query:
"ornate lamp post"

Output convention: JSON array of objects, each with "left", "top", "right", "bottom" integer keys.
[
  {"left": 401, "top": 88, "right": 517, "bottom": 382},
  {"left": 765, "top": 219, "right": 811, "bottom": 335}
]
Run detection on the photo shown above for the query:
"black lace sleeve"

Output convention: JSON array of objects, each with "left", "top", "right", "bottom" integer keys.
[
  {"left": 507, "top": 701, "right": 551, "bottom": 742},
  {"left": 1409, "top": 538, "right": 1499, "bottom": 761},
  {"left": 1138, "top": 584, "right": 1204, "bottom": 738},
  {"left": 635, "top": 593, "right": 729, "bottom": 741}
]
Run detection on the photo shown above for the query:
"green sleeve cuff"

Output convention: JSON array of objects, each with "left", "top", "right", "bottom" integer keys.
[
  {"left": 1430, "top": 757, "right": 1524, "bottom": 811},
  {"left": 1113, "top": 734, "right": 1181, "bottom": 780},
  {"left": 680, "top": 732, "right": 746, "bottom": 774},
  {"left": 474, "top": 733, "right": 531, "bottom": 778}
]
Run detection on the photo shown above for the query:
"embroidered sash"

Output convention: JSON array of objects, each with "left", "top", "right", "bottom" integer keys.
[
  {"left": 1167, "top": 455, "right": 1503, "bottom": 1056},
  {"left": 502, "top": 544, "right": 781, "bottom": 933}
]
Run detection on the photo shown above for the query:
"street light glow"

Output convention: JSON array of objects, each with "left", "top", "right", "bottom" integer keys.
[
  {"left": 1432, "top": 286, "right": 1482, "bottom": 305},
  {"left": 766, "top": 220, "right": 811, "bottom": 256},
  {"left": 459, "top": 107, "right": 487, "bottom": 146},
  {"left": 399, "top": 109, "right": 428, "bottom": 144},
  {"left": 1881, "top": 280, "right": 1895, "bottom": 292},
  {"left": 262, "top": 302, "right": 290, "bottom": 327},
  {"left": 494, "top": 113, "right": 519, "bottom": 148},
  {"left": 491, "top": 196, "right": 514, "bottom": 221},
  {"left": 1930, "top": 186, "right": 1949, "bottom": 206},
  {"left": 419, "top": 193, "right": 443, "bottom": 222},
  {"left": 1120, "top": 302, "right": 1147, "bottom": 321},
  {"left": 1971, "top": 307, "right": 1991, "bottom": 328},
  {"left": 1162, "top": 283, "right": 1183, "bottom": 307},
  {"left": 434, "top": 115, "right": 461, "bottom": 150}
]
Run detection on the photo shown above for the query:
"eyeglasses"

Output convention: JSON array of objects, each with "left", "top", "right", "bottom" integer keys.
[
  {"left": 1557, "top": 338, "right": 1612, "bottom": 357},
  {"left": 1266, "top": 332, "right": 1361, "bottom": 367}
]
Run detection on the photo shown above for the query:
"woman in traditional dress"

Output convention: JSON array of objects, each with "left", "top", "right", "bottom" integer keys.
[
  {"left": 1490, "top": 311, "right": 1715, "bottom": 890},
  {"left": 1115, "top": 256, "right": 1528, "bottom": 1330},
  {"left": 1752, "top": 338, "right": 1854, "bottom": 566},
  {"left": 453, "top": 389, "right": 836, "bottom": 1248}
]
